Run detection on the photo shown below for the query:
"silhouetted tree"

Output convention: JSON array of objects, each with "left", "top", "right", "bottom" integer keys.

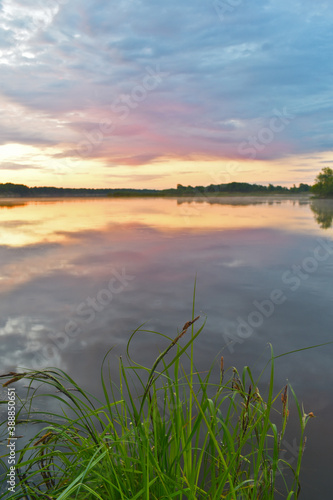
[{"left": 311, "top": 167, "right": 333, "bottom": 197}]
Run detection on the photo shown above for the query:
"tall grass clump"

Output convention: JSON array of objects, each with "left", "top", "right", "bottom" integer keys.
[{"left": 0, "top": 313, "right": 314, "bottom": 499}]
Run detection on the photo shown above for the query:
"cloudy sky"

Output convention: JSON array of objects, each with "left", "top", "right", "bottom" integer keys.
[{"left": 0, "top": 0, "right": 332, "bottom": 188}]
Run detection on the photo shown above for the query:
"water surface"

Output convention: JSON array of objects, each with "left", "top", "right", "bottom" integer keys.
[{"left": 0, "top": 196, "right": 332, "bottom": 498}]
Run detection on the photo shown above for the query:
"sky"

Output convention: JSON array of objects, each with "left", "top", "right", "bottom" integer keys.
[{"left": 0, "top": 0, "right": 332, "bottom": 189}]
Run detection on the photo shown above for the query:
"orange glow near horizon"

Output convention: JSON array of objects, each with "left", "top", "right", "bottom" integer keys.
[
  {"left": 0, "top": 143, "right": 329, "bottom": 189},
  {"left": 0, "top": 197, "right": 322, "bottom": 248}
]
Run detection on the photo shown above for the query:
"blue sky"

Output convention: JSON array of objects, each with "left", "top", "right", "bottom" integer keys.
[{"left": 0, "top": 0, "right": 332, "bottom": 188}]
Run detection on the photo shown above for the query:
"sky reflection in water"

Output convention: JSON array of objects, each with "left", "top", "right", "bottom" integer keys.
[{"left": 0, "top": 196, "right": 332, "bottom": 499}]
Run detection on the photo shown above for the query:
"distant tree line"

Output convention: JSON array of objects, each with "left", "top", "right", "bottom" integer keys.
[
  {"left": 0, "top": 181, "right": 312, "bottom": 198},
  {"left": 175, "top": 182, "right": 310, "bottom": 196},
  {"left": 0, "top": 183, "right": 114, "bottom": 197}
]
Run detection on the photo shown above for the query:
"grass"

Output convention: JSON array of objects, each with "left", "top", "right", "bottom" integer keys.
[{"left": 0, "top": 311, "right": 315, "bottom": 499}]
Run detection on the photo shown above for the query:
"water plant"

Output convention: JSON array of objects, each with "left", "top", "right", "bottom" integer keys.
[{"left": 0, "top": 312, "right": 314, "bottom": 499}]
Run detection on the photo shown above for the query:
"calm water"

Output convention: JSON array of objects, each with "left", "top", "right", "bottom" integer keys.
[{"left": 1, "top": 196, "right": 332, "bottom": 498}]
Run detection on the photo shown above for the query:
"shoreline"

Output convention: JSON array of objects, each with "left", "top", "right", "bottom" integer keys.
[{"left": 0, "top": 193, "right": 313, "bottom": 201}]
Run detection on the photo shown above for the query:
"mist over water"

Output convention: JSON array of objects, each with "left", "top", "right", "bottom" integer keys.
[{"left": 0, "top": 196, "right": 332, "bottom": 499}]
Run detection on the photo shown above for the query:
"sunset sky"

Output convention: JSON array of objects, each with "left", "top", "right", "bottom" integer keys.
[{"left": 0, "top": 0, "right": 332, "bottom": 189}]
